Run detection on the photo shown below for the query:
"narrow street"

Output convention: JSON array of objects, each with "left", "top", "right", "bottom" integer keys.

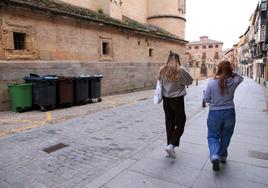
[{"left": 0, "top": 78, "right": 268, "bottom": 188}]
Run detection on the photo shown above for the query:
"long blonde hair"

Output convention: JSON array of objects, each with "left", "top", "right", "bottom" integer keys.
[{"left": 158, "top": 51, "right": 181, "bottom": 81}]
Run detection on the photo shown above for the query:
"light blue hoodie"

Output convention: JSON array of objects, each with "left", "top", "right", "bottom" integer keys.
[{"left": 203, "top": 73, "right": 244, "bottom": 110}]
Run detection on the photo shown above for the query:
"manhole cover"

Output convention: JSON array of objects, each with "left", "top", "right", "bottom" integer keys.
[
  {"left": 42, "top": 143, "right": 69, "bottom": 153},
  {"left": 248, "top": 150, "right": 268, "bottom": 160}
]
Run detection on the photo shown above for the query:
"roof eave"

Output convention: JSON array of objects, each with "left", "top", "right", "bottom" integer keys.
[{"left": 3, "top": 0, "right": 187, "bottom": 44}]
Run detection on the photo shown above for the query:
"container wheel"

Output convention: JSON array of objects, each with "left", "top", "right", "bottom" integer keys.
[
  {"left": 97, "top": 98, "right": 102, "bottom": 102},
  {"left": 16, "top": 107, "right": 23, "bottom": 113},
  {"left": 40, "top": 106, "right": 46, "bottom": 111}
]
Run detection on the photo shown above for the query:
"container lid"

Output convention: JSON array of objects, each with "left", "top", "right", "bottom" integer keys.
[
  {"left": 43, "top": 76, "right": 58, "bottom": 80},
  {"left": 24, "top": 76, "right": 45, "bottom": 81},
  {"left": 79, "top": 74, "right": 90, "bottom": 78},
  {"left": 28, "top": 73, "right": 40, "bottom": 77},
  {"left": 58, "top": 76, "right": 74, "bottom": 80},
  {"left": 94, "top": 74, "right": 103, "bottom": 78},
  {"left": 24, "top": 76, "right": 58, "bottom": 81},
  {"left": 8, "top": 83, "right": 33, "bottom": 87}
]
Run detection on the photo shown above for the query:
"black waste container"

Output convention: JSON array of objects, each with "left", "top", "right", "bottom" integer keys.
[
  {"left": 24, "top": 75, "right": 58, "bottom": 111},
  {"left": 88, "top": 75, "right": 103, "bottom": 102},
  {"left": 73, "top": 75, "right": 89, "bottom": 105},
  {"left": 57, "top": 76, "right": 74, "bottom": 108}
]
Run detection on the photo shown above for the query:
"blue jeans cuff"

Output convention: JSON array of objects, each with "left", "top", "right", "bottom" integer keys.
[{"left": 211, "top": 154, "right": 219, "bottom": 161}]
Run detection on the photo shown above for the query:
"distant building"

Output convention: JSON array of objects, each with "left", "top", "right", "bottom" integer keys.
[
  {"left": 186, "top": 36, "right": 223, "bottom": 78},
  {"left": 223, "top": 45, "right": 239, "bottom": 72},
  {"left": 237, "top": 0, "right": 268, "bottom": 86}
]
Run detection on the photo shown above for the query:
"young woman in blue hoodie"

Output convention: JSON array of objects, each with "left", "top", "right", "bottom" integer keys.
[{"left": 203, "top": 60, "right": 243, "bottom": 171}]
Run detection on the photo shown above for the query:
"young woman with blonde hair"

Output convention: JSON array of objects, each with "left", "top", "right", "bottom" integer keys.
[
  {"left": 203, "top": 60, "right": 243, "bottom": 171},
  {"left": 158, "top": 51, "right": 193, "bottom": 158}
]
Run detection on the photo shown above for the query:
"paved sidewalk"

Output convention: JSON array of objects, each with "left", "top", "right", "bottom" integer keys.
[
  {"left": 88, "top": 77, "right": 268, "bottom": 188},
  {"left": 0, "top": 77, "right": 268, "bottom": 188}
]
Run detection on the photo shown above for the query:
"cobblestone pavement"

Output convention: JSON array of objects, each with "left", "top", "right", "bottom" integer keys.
[
  {"left": 1, "top": 78, "right": 268, "bottom": 188},
  {"left": 0, "top": 90, "right": 155, "bottom": 137}
]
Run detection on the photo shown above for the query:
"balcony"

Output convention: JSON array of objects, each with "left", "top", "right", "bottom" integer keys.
[{"left": 261, "top": 1, "right": 267, "bottom": 11}]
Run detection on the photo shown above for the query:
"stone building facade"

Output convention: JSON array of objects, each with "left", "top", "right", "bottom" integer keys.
[
  {"left": 237, "top": 0, "right": 268, "bottom": 86},
  {"left": 0, "top": 0, "right": 187, "bottom": 111},
  {"left": 223, "top": 45, "right": 239, "bottom": 72},
  {"left": 60, "top": 0, "right": 186, "bottom": 38}
]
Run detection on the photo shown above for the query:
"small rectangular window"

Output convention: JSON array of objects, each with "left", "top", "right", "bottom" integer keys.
[
  {"left": 215, "top": 45, "right": 219, "bottom": 48},
  {"left": 102, "top": 42, "right": 110, "bottom": 55},
  {"left": 208, "top": 45, "right": 213, "bottom": 48},
  {"left": 149, "top": 48, "right": 153, "bottom": 57},
  {"left": 13, "top": 32, "right": 26, "bottom": 50},
  {"left": 214, "top": 52, "right": 219, "bottom": 59},
  {"left": 202, "top": 45, "right": 206, "bottom": 49},
  {"left": 194, "top": 46, "right": 199, "bottom": 49},
  {"left": 202, "top": 53, "right": 206, "bottom": 60}
]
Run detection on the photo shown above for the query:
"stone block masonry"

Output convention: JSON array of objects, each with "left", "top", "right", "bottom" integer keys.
[
  {"left": 0, "top": 0, "right": 188, "bottom": 111},
  {"left": 0, "top": 61, "right": 163, "bottom": 111}
]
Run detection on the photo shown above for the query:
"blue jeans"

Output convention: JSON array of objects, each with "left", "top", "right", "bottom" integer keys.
[{"left": 207, "top": 108, "right": 236, "bottom": 161}]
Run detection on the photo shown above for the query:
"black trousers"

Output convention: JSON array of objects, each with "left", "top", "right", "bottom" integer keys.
[{"left": 163, "top": 96, "right": 186, "bottom": 147}]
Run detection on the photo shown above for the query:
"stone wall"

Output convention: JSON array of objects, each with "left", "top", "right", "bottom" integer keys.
[
  {"left": 0, "top": 4, "right": 188, "bottom": 111},
  {"left": 0, "top": 61, "right": 163, "bottom": 111},
  {"left": 0, "top": 7, "right": 187, "bottom": 62},
  {"left": 0, "top": 61, "right": 212, "bottom": 111}
]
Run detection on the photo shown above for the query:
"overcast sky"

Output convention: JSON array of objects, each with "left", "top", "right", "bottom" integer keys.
[{"left": 185, "top": 0, "right": 259, "bottom": 50}]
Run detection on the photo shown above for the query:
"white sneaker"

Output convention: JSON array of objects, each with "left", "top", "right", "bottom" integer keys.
[{"left": 165, "top": 144, "right": 176, "bottom": 159}]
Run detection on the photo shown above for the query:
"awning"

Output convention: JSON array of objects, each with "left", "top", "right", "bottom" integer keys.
[{"left": 255, "top": 59, "right": 264, "bottom": 64}]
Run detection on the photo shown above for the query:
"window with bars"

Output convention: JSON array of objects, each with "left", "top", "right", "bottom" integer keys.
[
  {"left": 260, "top": 25, "right": 266, "bottom": 42},
  {"left": 13, "top": 32, "right": 26, "bottom": 50},
  {"left": 261, "top": 1, "right": 267, "bottom": 11},
  {"left": 149, "top": 48, "right": 153, "bottom": 57},
  {"left": 100, "top": 37, "right": 113, "bottom": 61},
  {"left": 102, "top": 42, "right": 110, "bottom": 55}
]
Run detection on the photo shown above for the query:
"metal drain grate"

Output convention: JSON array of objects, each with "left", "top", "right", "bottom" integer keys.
[
  {"left": 248, "top": 150, "right": 268, "bottom": 160},
  {"left": 42, "top": 143, "right": 69, "bottom": 153}
]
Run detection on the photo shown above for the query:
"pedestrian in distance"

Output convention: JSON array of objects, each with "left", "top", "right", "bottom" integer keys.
[
  {"left": 203, "top": 60, "right": 244, "bottom": 171},
  {"left": 158, "top": 51, "right": 193, "bottom": 158}
]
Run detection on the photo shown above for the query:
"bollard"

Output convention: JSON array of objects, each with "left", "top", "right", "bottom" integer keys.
[
  {"left": 202, "top": 90, "right": 206, "bottom": 107},
  {"left": 196, "top": 79, "right": 198, "bottom": 86},
  {"left": 202, "top": 100, "right": 206, "bottom": 107}
]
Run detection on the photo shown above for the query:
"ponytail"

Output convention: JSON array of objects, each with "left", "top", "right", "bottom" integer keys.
[{"left": 216, "top": 60, "right": 233, "bottom": 95}]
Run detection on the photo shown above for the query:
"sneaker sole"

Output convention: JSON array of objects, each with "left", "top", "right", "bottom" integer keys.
[{"left": 165, "top": 149, "right": 176, "bottom": 159}]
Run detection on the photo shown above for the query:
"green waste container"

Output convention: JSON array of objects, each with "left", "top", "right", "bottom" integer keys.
[{"left": 8, "top": 83, "right": 32, "bottom": 112}]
